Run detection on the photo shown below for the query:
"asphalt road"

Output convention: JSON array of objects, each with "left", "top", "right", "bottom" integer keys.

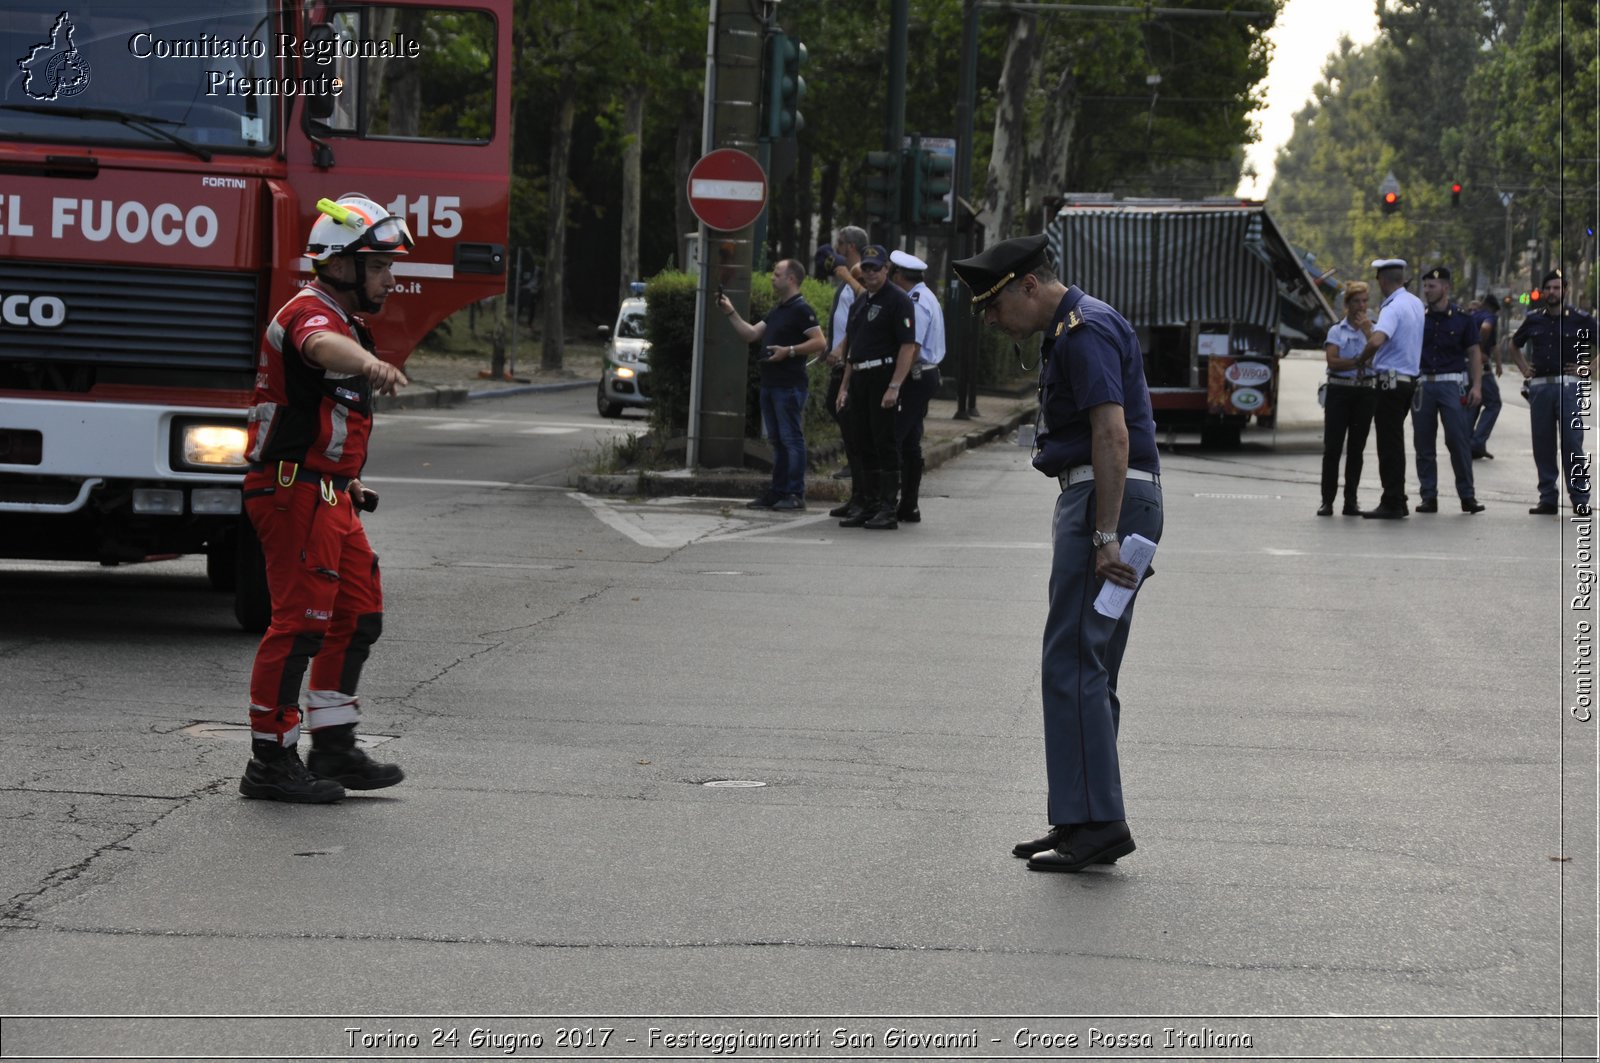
[{"left": 1, "top": 391, "right": 1594, "bottom": 1060}]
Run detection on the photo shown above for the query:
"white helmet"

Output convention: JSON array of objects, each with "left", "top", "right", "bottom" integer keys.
[{"left": 305, "top": 194, "right": 414, "bottom": 261}]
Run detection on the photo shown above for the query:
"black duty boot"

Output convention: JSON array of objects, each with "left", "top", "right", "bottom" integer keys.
[
  {"left": 839, "top": 472, "right": 878, "bottom": 527},
  {"left": 307, "top": 724, "right": 405, "bottom": 790},
  {"left": 828, "top": 465, "right": 867, "bottom": 518},
  {"left": 897, "top": 457, "right": 923, "bottom": 522},
  {"left": 240, "top": 741, "right": 344, "bottom": 803},
  {"left": 864, "top": 470, "right": 900, "bottom": 529}
]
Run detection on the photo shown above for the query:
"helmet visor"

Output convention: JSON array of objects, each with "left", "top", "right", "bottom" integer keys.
[{"left": 354, "top": 215, "right": 414, "bottom": 254}]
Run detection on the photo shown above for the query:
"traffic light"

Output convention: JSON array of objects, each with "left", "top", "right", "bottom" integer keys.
[
  {"left": 906, "top": 144, "right": 953, "bottom": 224},
  {"left": 1530, "top": 288, "right": 1542, "bottom": 303},
  {"left": 1450, "top": 182, "right": 1462, "bottom": 207},
  {"left": 862, "top": 151, "right": 900, "bottom": 224},
  {"left": 1379, "top": 170, "right": 1401, "bottom": 215},
  {"left": 764, "top": 33, "right": 806, "bottom": 140}
]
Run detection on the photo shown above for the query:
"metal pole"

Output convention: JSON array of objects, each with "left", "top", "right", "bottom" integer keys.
[
  {"left": 687, "top": 0, "right": 720, "bottom": 470},
  {"left": 887, "top": 0, "right": 908, "bottom": 249},
  {"left": 952, "top": 0, "right": 980, "bottom": 419}
]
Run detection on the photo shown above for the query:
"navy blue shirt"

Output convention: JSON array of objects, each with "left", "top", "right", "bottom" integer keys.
[
  {"left": 759, "top": 294, "right": 820, "bottom": 389},
  {"left": 1471, "top": 308, "right": 1497, "bottom": 359},
  {"left": 1513, "top": 306, "right": 1597, "bottom": 377},
  {"left": 1033, "top": 286, "right": 1160, "bottom": 478},
  {"left": 844, "top": 283, "right": 916, "bottom": 365},
  {"left": 1419, "top": 304, "right": 1478, "bottom": 374}
]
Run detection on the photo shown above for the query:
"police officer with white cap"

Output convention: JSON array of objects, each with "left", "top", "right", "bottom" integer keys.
[
  {"left": 888, "top": 249, "right": 945, "bottom": 522},
  {"left": 1356, "top": 258, "right": 1426, "bottom": 518},
  {"left": 953, "top": 234, "right": 1161, "bottom": 873}
]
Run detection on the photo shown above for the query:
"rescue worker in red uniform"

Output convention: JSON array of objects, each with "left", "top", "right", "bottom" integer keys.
[{"left": 238, "top": 194, "right": 413, "bottom": 803}]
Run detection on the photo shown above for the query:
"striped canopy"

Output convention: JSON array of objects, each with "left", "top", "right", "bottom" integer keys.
[{"left": 1047, "top": 203, "right": 1333, "bottom": 339}]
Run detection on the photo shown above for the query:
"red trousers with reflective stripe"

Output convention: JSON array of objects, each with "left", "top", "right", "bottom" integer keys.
[{"left": 245, "top": 475, "right": 383, "bottom": 745}]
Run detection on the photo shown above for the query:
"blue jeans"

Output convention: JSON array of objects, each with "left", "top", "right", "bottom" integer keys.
[
  {"left": 759, "top": 385, "right": 808, "bottom": 497},
  {"left": 1528, "top": 379, "right": 1591, "bottom": 508},
  {"left": 1470, "top": 371, "right": 1501, "bottom": 450},
  {"left": 1412, "top": 379, "right": 1476, "bottom": 501}
]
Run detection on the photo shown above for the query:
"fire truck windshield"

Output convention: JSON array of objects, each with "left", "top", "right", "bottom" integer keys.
[{"left": 1, "top": 1, "right": 276, "bottom": 154}]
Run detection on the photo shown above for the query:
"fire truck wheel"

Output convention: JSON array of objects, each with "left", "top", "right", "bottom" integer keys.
[
  {"left": 234, "top": 518, "right": 272, "bottom": 633},
  {"left": 207, "top": 529, "right": 238, "bottom": 592},
  {"left": 1201, "top": 423, "right": 1243, "bottom": 450},
  {"left": 596, "top": 381, "right": 623, "bottom": 419}
]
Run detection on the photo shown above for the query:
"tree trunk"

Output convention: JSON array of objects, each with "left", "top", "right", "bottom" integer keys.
[
  {"left": 818, "top": 161, "right": 838, "bottom": 254},
  {"left": 674, "top": 98, "right": 699, "bottom": 269},
  {"left": 983, "top": 13, "right": 1039, "bottom": 245},
  {"left": 796, "top": 140, "right": 814, "bottom": 264},
  {"left": 618, "top": 87, "right": 645, "bottom": 305},
  {"left": 542, "top": 96, "right": 575, "bottom": 372},
  {"left": 1027, "top": 67, "right": 1078, "bottom": 226}
]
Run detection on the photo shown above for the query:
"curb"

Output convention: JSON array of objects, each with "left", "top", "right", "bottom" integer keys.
[
  {"left": 372, "top": 385, "right": 468, "bottom": 413},
  {"left": 467, "top": 379, "right": 597, "bottom": 401},
  {"left": 570, "top": 403, "right": 1039, "bottom": 500}
]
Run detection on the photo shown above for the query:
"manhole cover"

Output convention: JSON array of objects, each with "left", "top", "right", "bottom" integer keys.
[{"left": 702, "top": 779, "right": 767, "bottom": 788}]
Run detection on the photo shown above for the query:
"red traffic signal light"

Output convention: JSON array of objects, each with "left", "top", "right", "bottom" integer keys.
[
  {"left": 1381, "top": 190, "right": 1400, "bottom": 214},
  {"left": 1530, "top": 288, "right": 1542, "bottom": 302},
  {"left": 1450, "top": 182, "right": 1462, "bottom": 207}
]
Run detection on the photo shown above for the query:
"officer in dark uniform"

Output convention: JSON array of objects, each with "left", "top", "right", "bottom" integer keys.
[
  {"left": 1412, "top": 266, "right": 1485, "bottom": 513},
  {"left": 1510, "top": 268, "right": 1595, "bottom": 514},
  {"left": 889, "top": 249, "right": 946, "bottom": 523},
  {"left": 953, "top": 234, "right": 1162, "bottom": 873},
  {"left": 835, "top": 244, "right": 917, "bottom": 529},
  {"left": 1469, "top": 293, "right": 1503, "bottom": 459}
]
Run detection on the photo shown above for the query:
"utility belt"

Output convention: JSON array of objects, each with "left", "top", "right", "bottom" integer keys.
[
  {"left": 244, "top": 461, "right": 373, "bottom": 511},
  {"left": 850, "top": 358, "right": 892, "bottom": 371},
  {"left": 1059, "top": 465, "right": 1161, "bottom": 491},
  {"left": 1325, "top": 375, "right": 1376, "bottom": 389},
  {"left": 1528, "top": 374, "right": 1584, "bottom": 388},
  {"left": 1418, "top": 371, "right": 1467, "bottom": 383},
  {"left": 1375, "top": 370, "right": 1417, "bottom": 391}
]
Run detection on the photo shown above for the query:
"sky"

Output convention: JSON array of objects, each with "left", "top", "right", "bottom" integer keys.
[{"left": 1236, "top": 0, "right": 1382, "bottom": 200}]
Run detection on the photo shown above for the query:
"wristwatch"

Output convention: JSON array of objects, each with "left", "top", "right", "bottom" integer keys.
[{"left": 1091, "top": 530, "right": 1119, "bottom": 549}]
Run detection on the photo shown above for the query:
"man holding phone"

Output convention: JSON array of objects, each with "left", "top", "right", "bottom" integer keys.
[{"left": 716, "top": 259, "right": 827, "bottom": 510}]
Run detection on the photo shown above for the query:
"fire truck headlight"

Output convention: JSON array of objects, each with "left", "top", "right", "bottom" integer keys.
[{"left": 176, "top": 423, "right": 249, "bottom": 471}]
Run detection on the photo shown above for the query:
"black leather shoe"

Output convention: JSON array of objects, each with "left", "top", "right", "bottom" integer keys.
[
  {"left": 1530, "top": 502, "right": 1559, "bottom": 515},
  {"left": 1316, "top": 502, "right": 1333, "bottom": 517},
  {"left": 1342, "top": 503, "right": 1362, "bottom": 516},
  {"left": 1415, "top": 498, "right": 1438, "bottom": 513},
  {"left": 1461, "top": 498, "right": 1485, "bottom": 514},
  {"left": 239, "top": 745, "right": 344, "bottom": 803},
  {"left": 1012, "top": 826, "right": 1121, "bottom": 863},
  {"left": 838, "top": 506, "right": 874, "bottom": 528},
  {"left": 308, "top": 725, "right": 404, "bottom": 790},
  {"left": 1026, "top": 821, "right": 1136, "bottom": 873},
  {"left": 827, "top": 499, "right": 863, "bottom": 519},
  {"left": 1472, "top": 447, "right": 1494, "bottom": 460},
  {"left": 862, "top": 508, "right": 899, "bottom": 530},
  {"left": 897, "top": 507, "right": 921, "bottom": 523},
  {"left": 1361, "top": 505, "right": 1408, "bottom": 519},
  {"left": 745, "top": 494, "right": 778, "bottom": 510}
]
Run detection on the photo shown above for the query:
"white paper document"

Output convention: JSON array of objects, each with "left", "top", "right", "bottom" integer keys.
[{"left": 1093, "top": 532, "right": 1158, "bottom": 620}]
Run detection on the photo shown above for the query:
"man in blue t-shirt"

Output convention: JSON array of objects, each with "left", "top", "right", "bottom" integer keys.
[
  {"left": 953, "top": 233, "right": 1162, "bottom": 874},
  {"left": 717, "top": 259, "right": 826, "bottom": 510}
]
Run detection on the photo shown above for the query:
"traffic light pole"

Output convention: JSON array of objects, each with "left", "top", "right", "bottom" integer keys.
[
  {"left": 689, "top": 0, "right": 766, "bottom": 470},
  {"left": 884, "top": 0, "right": 908, "bottom": 249}
]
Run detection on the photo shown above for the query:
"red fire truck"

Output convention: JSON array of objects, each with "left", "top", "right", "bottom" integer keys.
[{"left": 0, "top": 0, "right": 510, "bottom": 627}]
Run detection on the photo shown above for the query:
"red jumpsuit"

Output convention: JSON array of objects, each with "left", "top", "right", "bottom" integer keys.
[{"left": 243, "top": 286, "right": 383, "bottom": 748}]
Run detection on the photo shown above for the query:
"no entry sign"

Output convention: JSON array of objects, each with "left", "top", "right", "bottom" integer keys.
[{"left": 687, "top": 149, "right": 768, "bottom": 232}]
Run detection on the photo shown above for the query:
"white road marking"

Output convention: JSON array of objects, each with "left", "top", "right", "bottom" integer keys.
[
  {"left": 361, "top": 477, "right": 564, "bottom": 490},
  {"left": 516, "top": 427, "right": 581, "bottom": 436}
]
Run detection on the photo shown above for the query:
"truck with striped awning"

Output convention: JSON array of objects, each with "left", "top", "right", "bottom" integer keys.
[{"left": 1048, "top": 197, "right": 1335, "bottom": 448}]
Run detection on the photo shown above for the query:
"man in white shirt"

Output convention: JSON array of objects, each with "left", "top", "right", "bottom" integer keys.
[
  {"left": 1356, "top": 258, "right": 1426, "bottom": 519},
  {"left": 888, "top": 249, "right": 946, "bottom": 522}
]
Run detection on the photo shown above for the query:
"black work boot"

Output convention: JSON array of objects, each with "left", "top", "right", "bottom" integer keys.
[
  {"left": 839, "top": 472, "right": 878, "bottom": 527},
  {"left": 307, "top": 724, "right": 405, "bottom": 790},
  {"left": 240, "top": 741, "right": 344, "bottom": 803},
  {"left": 828, "top": 465, "right": 867, "bottom": 518},
  {"left": 896, "top": 458, "right": 922, "bottom": 522},
  {"left": 863, "top": 470, "right": 900, "bottom": 529}
]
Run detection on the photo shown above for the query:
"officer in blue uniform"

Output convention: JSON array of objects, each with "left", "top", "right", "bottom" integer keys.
[
  {"left": 1469, "top": 293, "right": 1503, "bottom": 459},
  {"left": 888, "top": 249, "right": 946, "bottom": 523},
  {"left": 1412, "top": 266, "right": 1485, "bottom": 513},
  {"left": 953, "top": 234, "right": 1162, "bottom": 873},
  {"left": 1510, "top": 268, "right": 1595, "bottom": 514}
]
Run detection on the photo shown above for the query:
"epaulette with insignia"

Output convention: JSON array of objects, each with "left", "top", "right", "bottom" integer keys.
[
  {"left": 1066, "top": 309, "right": 1084, "bottom": 331},
  {"left": 911, "top": 291, "right": 920, "bottom": 302}
]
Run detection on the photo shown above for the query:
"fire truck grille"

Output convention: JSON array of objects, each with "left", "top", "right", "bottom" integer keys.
[{"left": 0, "top": 261, "right": 259, "bottom": 372}]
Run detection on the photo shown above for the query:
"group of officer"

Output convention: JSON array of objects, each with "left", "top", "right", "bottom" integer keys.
[
  {"left": 1326, "top": 259, "right": 1592, "bottom": 519},
  {"left": 811, "top": 229, "right": 947, "bottom": 529}
]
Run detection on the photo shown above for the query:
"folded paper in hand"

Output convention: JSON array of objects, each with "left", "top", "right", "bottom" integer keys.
[{"left": 1093, "top": 532, "right": 1157, "bottom": 619}]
